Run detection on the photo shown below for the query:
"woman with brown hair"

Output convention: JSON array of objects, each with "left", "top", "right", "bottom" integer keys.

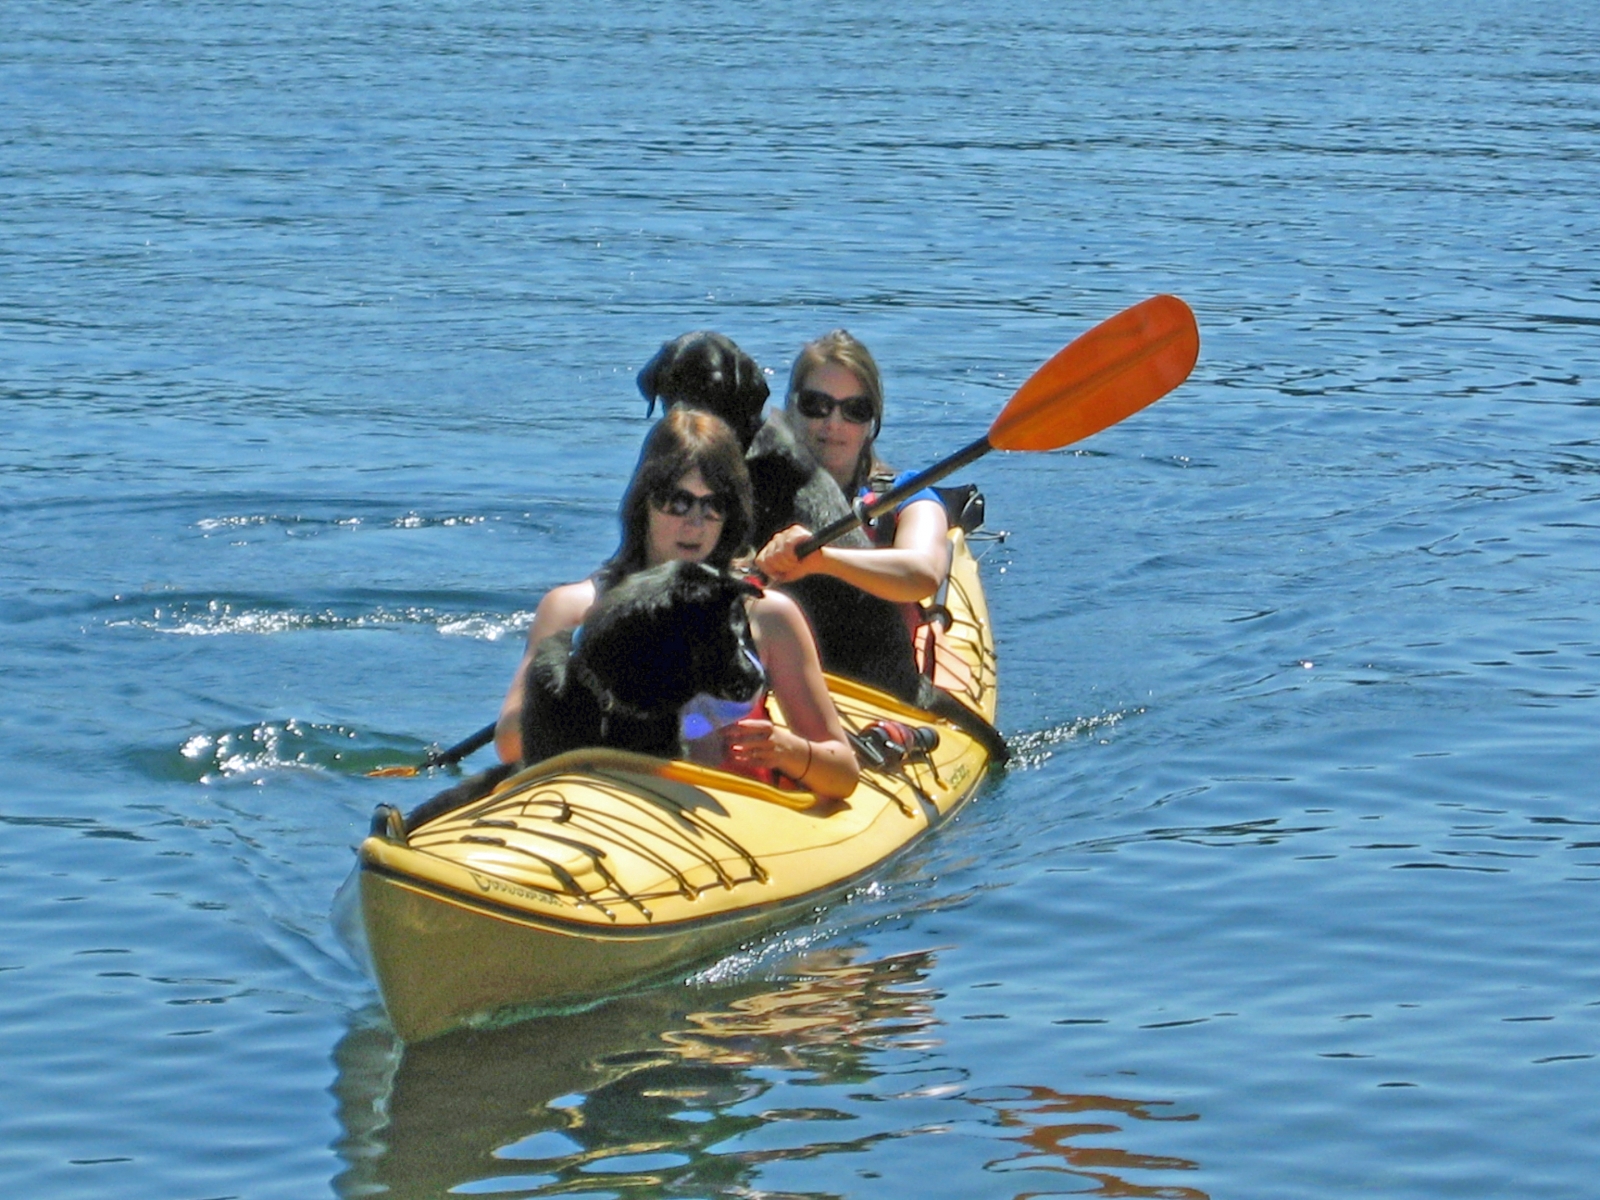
[{"left": 494, "top": 406, "right": 857, "bottom": 800}]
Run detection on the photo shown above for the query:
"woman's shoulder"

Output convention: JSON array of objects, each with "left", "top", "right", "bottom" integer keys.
[
  {"left": 748, "top": 585, "right": 804, "bottom": 627},
  {"left": 532, "top": 577, "right": 598, "bottom": 634},
  {"left": 746, "top": 588, "right": 825, "bottom": 678},
  {"left": 544, "top": 577, "right": 598, "bottom": 606},
  {"left": 747, "top": 588, "right": 815, "bottom": 652},
  {"left": 865, "top": 469, "right": 944, "bottom": 513}
]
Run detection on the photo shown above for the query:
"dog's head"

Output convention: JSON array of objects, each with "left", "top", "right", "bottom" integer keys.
[
  {"left": 574, "top": 561, "right": 765, "bottom": 721},
  {"left": 636, "top": 331, "right": 770, "bottom": 448}
]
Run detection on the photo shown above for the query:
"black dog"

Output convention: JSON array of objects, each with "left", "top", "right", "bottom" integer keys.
[
  {"left": 520, "top": 561, "right": 765, "bottom": 764},
  {"left": 636, "top": 330, "right": 770, "bottom": 448},
  {"left": 401, "top": 563, "right": 764, "bottom": 831}
]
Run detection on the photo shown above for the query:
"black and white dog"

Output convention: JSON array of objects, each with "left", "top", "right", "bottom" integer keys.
[
  {"left": 636, "top": 331, "right": 925, "bottom": 703},
  {"left": 520, "top": 561, "right": 765, "bottom": 763}
]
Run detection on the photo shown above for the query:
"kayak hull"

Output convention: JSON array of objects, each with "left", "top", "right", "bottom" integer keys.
[
  {"left": 358, "top": 530, "right": 997, "bottom": 1041},
  {"left": 360, "top": 856, "right": 813, "bottom": 1035}
]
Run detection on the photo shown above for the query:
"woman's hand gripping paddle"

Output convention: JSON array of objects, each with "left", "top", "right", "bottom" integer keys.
[
  {"left": 369, "top": 293, "right": 1199, "bottom": 778},
  {"left": 795, "top": 293, "right": 1200, "bottom": 555}
]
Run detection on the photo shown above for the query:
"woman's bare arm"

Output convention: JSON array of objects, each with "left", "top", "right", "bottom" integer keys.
[
  {"left": 730, "top": 591, "right": 859, "bottom": 800},
  {"left": 755, "top": 498, "right": 950, "bottom": 602}
]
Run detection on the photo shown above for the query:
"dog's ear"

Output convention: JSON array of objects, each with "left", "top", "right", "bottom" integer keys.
[
  {"left": 721, "top": 337, "right": 770, "bottom": 413},
  {"left": 681, "top": 560, "right": 729, "bottom": 601},
  {"left": 750, "top": 408, "right": 815, "bottom": 463},
  {"left": 747, "top": 413, "right": 819, "bottom": 544},
  {"left": 676, "top": 562, "right": 761, "bottom": 611},
  {"left": 636, "top": 334, "right": 684, "bottom": 417}
]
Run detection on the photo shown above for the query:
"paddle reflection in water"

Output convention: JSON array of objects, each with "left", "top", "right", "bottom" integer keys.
[
  {"left": 332, "top": 946, "right": 1206, "bottom": 1199},
  {"left": 973, "top": 1086, "right": 1204, "bottom": 1200}
]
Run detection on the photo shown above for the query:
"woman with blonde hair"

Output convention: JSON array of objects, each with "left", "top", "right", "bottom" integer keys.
[{"left": 756, "top": 329, "right": 951, "bottom": 606}]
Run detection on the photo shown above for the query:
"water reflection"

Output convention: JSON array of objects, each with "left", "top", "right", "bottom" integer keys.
[
  {"left": 975, "top": 1086, "right": 1205, "bottom": 1199},
  {"left": 332, "top": 947, "right": 1206, "bottom": 1199}
]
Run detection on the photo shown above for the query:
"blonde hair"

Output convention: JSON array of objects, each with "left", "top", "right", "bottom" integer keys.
[{"left": 784, "top": 328, "right": 889, "bottom": 493}]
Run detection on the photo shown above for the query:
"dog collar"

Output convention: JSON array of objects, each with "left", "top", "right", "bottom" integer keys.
[{"left": 570, "top": 657, "right": 658, "bottom": 722}]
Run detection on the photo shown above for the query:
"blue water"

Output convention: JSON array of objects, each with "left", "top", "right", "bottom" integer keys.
[{"left": 4, "top": 1, "right": 1598, "bottom": 1196}]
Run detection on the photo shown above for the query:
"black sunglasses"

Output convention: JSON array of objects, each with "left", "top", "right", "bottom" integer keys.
[
  {"left": 794, "top": 389, "right": 875, "bottom": 425},
  {"left": 651, "top": 487, "right": 730, "bottom": 521}
]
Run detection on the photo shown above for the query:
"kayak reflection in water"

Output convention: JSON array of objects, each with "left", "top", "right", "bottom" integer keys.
[{"left": 494, "top": 407, "right": 858, "bottom": 800}]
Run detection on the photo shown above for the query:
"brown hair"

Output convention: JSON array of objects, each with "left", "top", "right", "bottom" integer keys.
[
  {"left": 601, "top": 407, "right": 755, "bottom": 587},
  {"left": 784, "top": 328, "right": 890, "bottom": 493}
]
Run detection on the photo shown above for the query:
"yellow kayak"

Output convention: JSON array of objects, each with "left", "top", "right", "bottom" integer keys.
[{"left": 357, "top": 529, "right": 999, "bottom": 1041}]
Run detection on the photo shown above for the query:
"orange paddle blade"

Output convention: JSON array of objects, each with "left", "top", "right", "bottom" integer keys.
[{"left": 987, "top": 294, "right": 1199, "bottom": 453}]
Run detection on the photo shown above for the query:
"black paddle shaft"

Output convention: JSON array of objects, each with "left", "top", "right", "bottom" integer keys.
[{"left": 419, "top": 721, "right": 496, "bottom": 770}]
